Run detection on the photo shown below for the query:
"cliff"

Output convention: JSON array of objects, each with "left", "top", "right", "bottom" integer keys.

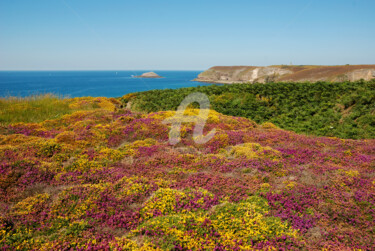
[{"left": 194, "top": 65, "right": 375, "bottom": 83}]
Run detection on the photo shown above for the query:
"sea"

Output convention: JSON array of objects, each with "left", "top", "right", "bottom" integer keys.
[{"left": 0, "top": 71, "right": 212, "bottom": 98}]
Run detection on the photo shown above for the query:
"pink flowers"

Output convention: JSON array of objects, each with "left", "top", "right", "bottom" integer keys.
[{"left": 0, "top": 102, "right": 374, "bottom": 250}]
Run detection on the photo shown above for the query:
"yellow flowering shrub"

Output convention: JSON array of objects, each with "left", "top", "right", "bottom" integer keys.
[
  {"left": 153, "top": 178, "right": 172, "bottom": 189},
  {"left": 95, "top": 97, "right": 117, "bottom": 111},
  {"left": 343, "top": 149, "right": 352, "bottom": 156},
  {"left": 138, "top": 241, "right": 163, "bottom": 250},
  {"left": 148, "top": 111, "right": 175, "bottom": 120},
  {"left": 140, "top": 188, "right": 215, "bottom": 219},
  {"left": 182, "top": 109, "right": 220, "bottom": 124},
  {"left": 229, "top": 143, "right": 281, "bottom": 160},
  {"left": 66, "top": 157, "right": 102, "bottom": 173},
  {"left": 260, "top": 183, "right": 272, "bottom": 191},
  {"left": 60, "top": 110, "right": 99, "bottom": 123},
  {"left": 283, "top": 181, "right": 297, "bottom": 190},
  {"left": 117, "top": 115, "right": 135, "bottom": 123},
  {"left": 55, "top": 131, "right": 76, "bottom": 145},
  {"left": 11, "top": 193, "right": 50, "bottom": 216},
  {"left": 167, "top": 166, "right": 196, "bottom": 175},
  {"left": 211, "top": 197, "right": 298, "bottom": 243},
  {"left": 51, "top": 183, "right": 110, "bottom": 220},
  {"left": 261, "top": 122, "right": 279, "bottom": 129},
  {"left": 68, "top": 97, "right": 117, "bottom": 111},
  {"left": 36, "top": 139, "right": 62, "bottom": 157},
  {"left": 70, "top": 119, "right": 96, "bottom": 131},
  {"left": 135, "top": 196, "right": 298, "bottom": 250},
  {"left": 109, "top": 237, "right": 139, "bottom": 251},
  {"left": 130, "top": 138, "right": 157, "bottom": 148},
  {"left": 0, "top": 227, "right": 38, "bottom": 250},
  {"left": 338, "top": 169, "right": 359, "bottom": 177},
  {"left": 0, "top": 134, "right": 39, "bottom": 145},
  {"left": 98, "top": 147, "right": 125, "bottom": 161},
  {"left": 118, "top": 138, "right": 158, "bottom": 156},
  {"left": 90, "top": 124, "right": 109, "bottom": 141},
  {"left": 115, "top": 176, "right": 152, "bottom": 198},
  {"left": 68, "top": 97, "right": 93, "bottom": 109},
  {"left": 141, "top": 188, "right": 185, "bottom": 219},
  {"left": 134, "top": 212, "right": 216, "bottom": 250}
]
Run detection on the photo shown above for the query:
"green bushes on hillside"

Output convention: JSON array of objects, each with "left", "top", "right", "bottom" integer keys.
[{"left": 121, "top": 80, "right": 375, "bottom": 139}]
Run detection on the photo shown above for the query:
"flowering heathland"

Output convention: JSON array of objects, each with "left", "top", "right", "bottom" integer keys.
[{"left": 0, "top": 96, "right": 374, "bottom": 250}]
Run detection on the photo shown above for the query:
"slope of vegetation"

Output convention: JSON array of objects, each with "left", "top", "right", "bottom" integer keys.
[
  {"left": 122, "top": 80, "right": 375, "bottom": 139},
  {"left": 0, "top": 94, "right": 121, "bottom": 125},
  {"left": 1, "top": 96, "right": 374, "bottom": 250}
]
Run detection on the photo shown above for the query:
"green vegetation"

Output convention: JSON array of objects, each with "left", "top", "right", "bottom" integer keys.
[
  {"left": 1, "top": 95, "right": 374, "bottom": 249},
  {"left": 0, "top": 94, "right": 71, "bottom": 124},
  {"left": 122, "top": 80, "right": 375, "bottom": 139},
  {"left": 0, "top": 94, "right": 100, "bottom": 125}
]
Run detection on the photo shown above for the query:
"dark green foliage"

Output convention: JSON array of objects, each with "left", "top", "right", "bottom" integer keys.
[{"left": 121, "top": 80, "right": 375, "bottom": 139}]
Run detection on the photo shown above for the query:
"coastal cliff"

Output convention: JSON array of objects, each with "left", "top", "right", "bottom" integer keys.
[{"left": 194, "top": 65, "right": 375, "bottom": 83}]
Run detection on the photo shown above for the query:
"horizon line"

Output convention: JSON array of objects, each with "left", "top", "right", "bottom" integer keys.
[
  {"left": 0, "top": 69, "right": 205, "bottom": 72},
  {"left": 1, "top": 63, "right": 375, "bottom": 72}
]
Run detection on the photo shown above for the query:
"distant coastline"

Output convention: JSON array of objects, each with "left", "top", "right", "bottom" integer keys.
[{"left": 194, "top": 65, "right": 375, "bottom": 84}]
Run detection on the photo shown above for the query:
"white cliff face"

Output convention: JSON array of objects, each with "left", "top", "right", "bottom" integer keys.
[
  {"left": 255, "top": 67, "right": 293, "bottom": 83},
  {"left": 210, "top": 67, "right": 293, "bottom": 83},
  {"left": 346, "top": 69, "right": 375, "bottom": 81},
  {"left": 250, "top": 68, "right": 259, "bottom": 82}
]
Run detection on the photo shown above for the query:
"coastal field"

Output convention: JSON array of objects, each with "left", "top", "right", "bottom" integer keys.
[
  {"left": 0, "top": 88, "right": 374, "bottom": 250},
  {"left": 1, "top": 0, "right": 374, "bottom": 248},
  {"left": 124, "top": 80, "right": 375, "bottom": 139}
]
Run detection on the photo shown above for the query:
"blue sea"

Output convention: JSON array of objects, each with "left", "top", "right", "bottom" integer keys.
[{"left": 0, "top": 71, "right": 212, "bottom": 98}]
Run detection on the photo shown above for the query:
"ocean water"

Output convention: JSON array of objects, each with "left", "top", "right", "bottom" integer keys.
[{"left": 0, "top": 71, "right": 212, "bottom": 98}]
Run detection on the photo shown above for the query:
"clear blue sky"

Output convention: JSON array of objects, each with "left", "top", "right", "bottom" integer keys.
[{"left": 0, "top": 0, "right": 374, "bottom": 70}]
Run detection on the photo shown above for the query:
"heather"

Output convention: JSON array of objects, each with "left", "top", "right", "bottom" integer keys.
[
  {"left": 122, "top": 80, "right": 375, "bottom": 139},
  {"left": 0, "top": 96, "right": 374, "bottom": 250}
]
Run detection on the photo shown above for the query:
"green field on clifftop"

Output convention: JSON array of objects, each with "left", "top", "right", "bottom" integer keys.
[{"left": 122, "top": 80, "right": 375, "bottom": 139}]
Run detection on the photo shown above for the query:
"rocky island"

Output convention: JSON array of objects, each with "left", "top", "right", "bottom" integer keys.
[
  {"left": 194, "top": 65, "right": 375, "bottom": 84},
  {"left": 134, "top": 72, "right": 163, "bottom": 78}
]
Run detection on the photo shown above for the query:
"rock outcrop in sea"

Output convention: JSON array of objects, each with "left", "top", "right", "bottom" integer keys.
[{"left": 134, "top": 72, "right": 163, "bottom": 78}]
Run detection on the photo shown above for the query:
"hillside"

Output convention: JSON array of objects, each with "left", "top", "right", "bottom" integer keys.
[
  {"left": 194, "top": 65, "right": 375, "bottom": 84},
  {"left": 123, "top": 80, "right": 375, "bottom": 139},
  {"left": 0, "top": 95, "right": 374, "bottom": 250}
]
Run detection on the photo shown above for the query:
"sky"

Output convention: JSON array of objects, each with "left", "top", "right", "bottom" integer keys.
[{"left": 0, "top": 0, "right": 374, "bottom": 70}]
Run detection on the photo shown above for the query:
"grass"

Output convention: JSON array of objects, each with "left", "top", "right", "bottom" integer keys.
[{"left": 0, "top": 94, "right": 77, "bottom": 124}]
